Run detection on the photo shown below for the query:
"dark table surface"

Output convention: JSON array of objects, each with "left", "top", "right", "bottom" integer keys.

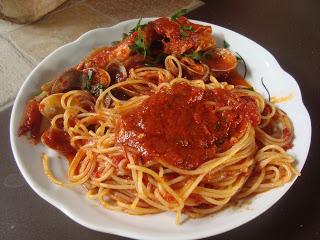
[{"left": 1, "top": 0, "right": 319, "bottom": 239}]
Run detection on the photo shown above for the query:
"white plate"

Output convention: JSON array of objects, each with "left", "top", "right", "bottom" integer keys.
[{"left": 10, "top": 18, "right": 311, "bottom": 240}]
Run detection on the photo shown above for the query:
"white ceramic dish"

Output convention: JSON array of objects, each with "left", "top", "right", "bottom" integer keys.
[{"left": 10, "top": 18, "right": 311, "bottom": 240}]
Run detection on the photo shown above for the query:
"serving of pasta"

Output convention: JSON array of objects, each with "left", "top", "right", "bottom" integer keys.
[{"left": 18, "top": 13, "right": 298, "bottom": 225}]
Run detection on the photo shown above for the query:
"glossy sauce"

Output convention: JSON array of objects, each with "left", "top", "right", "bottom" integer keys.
[
  {"left": 42, "top": 127, "right": 76, "bottom": 162},
  {"left": 18, "top": 99, "right": 43, "bottom": 142},
  {"left": 117, "top": 83, "right": 260, "bottom": 169},
  {"left": 204, "top": 48, "right": 237, "bottom": 71},
  {"left": 227, "top": 71, "right": 251, "bottom": 87},
  {"left": 152, "top": 17, "right": 214, "bottom": 55}
]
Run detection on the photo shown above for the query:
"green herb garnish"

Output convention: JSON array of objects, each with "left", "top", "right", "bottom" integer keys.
[
  {"left": 97, "top": 83, "right": 106, "bottom": 93},
  {"left": 146, "top": 53, "right": 168, "bottom": 66},
  {"left": 179, "top": 25, "right": 194, "bottom": 38},
  {"left": 180, "top": 31, "right": 188, "bottom": 38},
  {"left": 171, "top": 9, "right": 188, "bottom": 20},
  {"left": 180, "top": 25, "right": 194, "bottom": 31},
  {"left": 183, "top": 51, "right": 211, "bottom": 61},
  {"left": 111, "top": 33, "right": 129, "bottom": 46},
  {"left": 122, "top": 33, "right": 129, "bottom": 39},
  {"left": 34, "top": 90, "right": 42, "bottom": 97},
  {"left": 154, "top": 52, "right": 168, "bottom": 64},
  {"left": 85, "top": 69, "right": 93, "bottom": 91},
  {"left": 246, "top": 86, "right": 254, "bottom": 91},
  {"left": 129, "top": 17, "right": 147, "bottom": 34},
  {"left": 111, "top": 40, "right": 120, "bottom": 45},
  {"left": 93, "top": 83, "right": 106, "bottom": 96},
  {"left": 129, "top": 29, "right": 148, "bottom": 58},
  {"left": 223, "top": 40, "right": 230, "bottom": 49},
  {"left": 184, "top": 52, "right": 203, "bottom": 61}
]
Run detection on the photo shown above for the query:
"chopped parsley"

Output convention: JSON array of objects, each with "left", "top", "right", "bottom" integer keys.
[
  {"left": 154, "top": 52, "right": 168, "bottom": 64},
  {"left": 184, "top": 52, "right": 203, "bottom": 61},
  {"left": 223, "top": 40, "right": 230, "bottom": 49},
  {"left": 128, "top": 18, "right": 149, "bottom": 57},
  {"left": 183, "top": 51, "right": 211, "bottom": 61},
  {"left": 122, "top": 32, "right": 129, "bottom": 39},
  {"left": 88, "top": 69, "right": 93, "bottom": 80},
  {"left": 34, "top": 90, "right": 42, "bottom": 96},
  {"left": 111, "top": 33, "right": 129, "bottom": 46},
  {"left": 180, "top": 31, "right": 188, "bottom": 38},
  {"left": 84, "top": 69, "right": 93, "bottom": 91},
  {"left": 92, "top": 83, "right": 106, "bottom": 96},
  {"left": 171, "top": 9, "right": 188, "bottom": 20},
  {"left": 129, "top": 17, "right": 148, "bottom": 34},
  {"left": 145, "top": 53, "right": 168, "bottom": 66},
  {"left": 180, "top": 25, "right": 194, "bottom": 31},
  {"left": 111, "top": 40, "right": 120, "bottom": 45},
  {"left": 129, "top": 29, "right": 148, "bottom": 58},
  {"left": 179, "top": 25, "right": 195, "bottom": 38},
  {"left": 246, "top": 86, "right": 254, "bottom": 91}
]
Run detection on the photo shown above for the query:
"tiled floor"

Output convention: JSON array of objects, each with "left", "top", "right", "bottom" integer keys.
[{"left": 0, "top": 0, "right": 203, "bottom": 110}]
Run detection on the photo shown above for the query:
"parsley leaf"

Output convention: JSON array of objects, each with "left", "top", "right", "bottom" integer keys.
[
  {"left": 154, "top": 52, "right": 168, "bottom": 64},
  {"left": 111, "top": 40, "right": 120, "bottom": 45},
  {"left": 129, "top": 29, "right": 148, "bottom": 58},
  {"left": 180, "top": 31, "right": 188, "bottom": 38},
  {"left": 171, "top": 9, "right": 188, "bottom": 20},
  {"left": 129, "top": 17, "right": 147, "bottom": 34},
  {"left": 180, "top": 25, "right": 194, "bottom": 31},
  {"left": 246, "top": 86, "right": 254, "bottom": 91},
  {"left": 183, "top": 51, "right": 211, "bottom": 61},
  {"left": 34, "top": 90, "right": 42, "bottom": 96},
  {"left": 146, "top": 53, "right": 168, "bottom": 66},
  {"left": 88, "top": 69, "right": 93, "bottom": 80},
  {"left": 92, "top": 83, "right": 106, "bottom": 96},
  {"left": 85, "top": 69, "right": 93, "bottom": 91},
  {"left": 223, "top": 40, "right": 230, "bottom": 49},
  {"left": 122, "top": 33, "right": 129, "bottom": 39},
  {"left": 184, "top": 52, "right": 203, "bottom": 61},
  {"left": 179, "top": 25, "right": 194, "bottom": 38}
]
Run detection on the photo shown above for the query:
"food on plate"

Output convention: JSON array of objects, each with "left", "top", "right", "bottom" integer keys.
[{"left": 18, "top": 12, "right": 298, "bottom": 224}]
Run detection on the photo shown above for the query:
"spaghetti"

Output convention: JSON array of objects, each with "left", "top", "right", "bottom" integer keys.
[{"left": 18, "top": 15, "right": 298, "bottom": 224}]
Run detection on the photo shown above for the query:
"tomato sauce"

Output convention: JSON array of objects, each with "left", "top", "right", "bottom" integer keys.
[
  {"left": 18, "top": 99, "right": 43, "bottom": 142},
  {"left": 117, "top": 83, "right": 260, "bottom": 170},
  {"left": 227, "top": 71, "right": 251, "bottom": 87},
  {"left": 42, "top": 127, "right": 76, "bottom": 162},
  {"left": 152, "top": 17, "right": 214, "bottom": 55},
  {"left": 204, "top": 49, "right": 237, "bottom": 72}
]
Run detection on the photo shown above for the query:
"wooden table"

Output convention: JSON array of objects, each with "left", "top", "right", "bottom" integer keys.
[{"left": 1, "top": 0, "right": 319, "bottom": 239}]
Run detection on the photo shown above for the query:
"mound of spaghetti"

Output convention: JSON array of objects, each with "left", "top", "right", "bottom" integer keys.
[{"left": 18, "top": 14, "right": 298, "bottom": 224}]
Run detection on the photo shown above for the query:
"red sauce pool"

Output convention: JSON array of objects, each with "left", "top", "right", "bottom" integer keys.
[{"left": 117, "top": 83, "right": 260, "bottom": 170}]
